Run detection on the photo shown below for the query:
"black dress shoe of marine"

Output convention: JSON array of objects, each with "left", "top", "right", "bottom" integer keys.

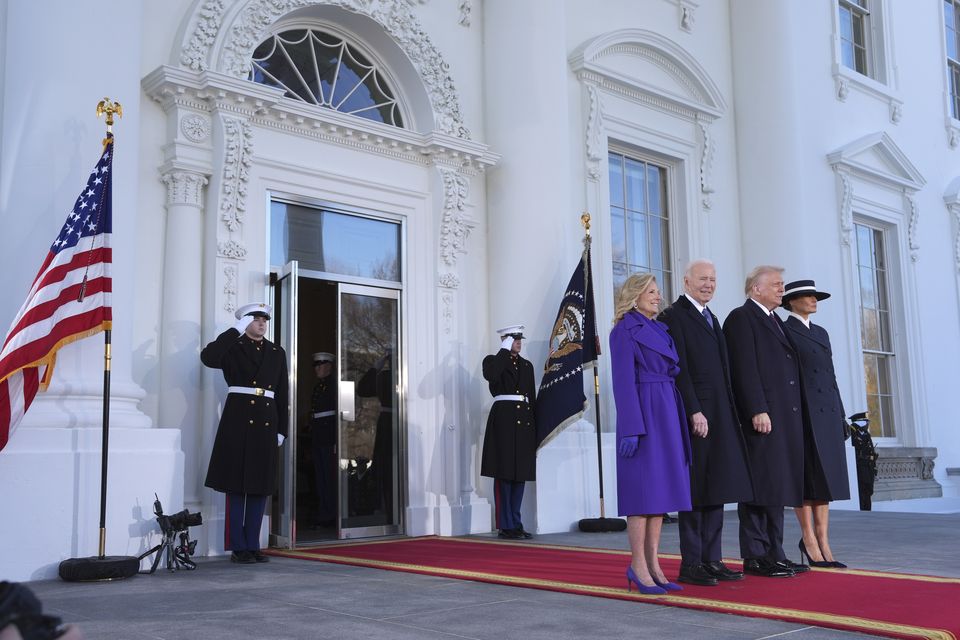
[
  {"left": 252, "top": 550, "right": 270, "bottom": 563},
  {"left": 677, "top": 563, "right": 719, "bottom": 586},
  {"left": 497, "top": 528, "right": 521, "bottom": 539},
  {"left": 743, "top": 557, "right": 793, "bottom": 577},
  {"left": 777, "top": 559, "right": 809, "bottom": 573},
  {"left": 703, "top": 560, "right": 744, "bottom": 581},
  {"left": 515, "top": 528, "right": 533, "bottom": 539},
  {"left": 230, "top": 551, "right": 255, "bottom": 564}
]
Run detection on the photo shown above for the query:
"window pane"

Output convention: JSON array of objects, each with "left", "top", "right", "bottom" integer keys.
[
  {"left": 947, "top": 0, "right": 958, "bottom": 59},
  {"left": 863, "top": 353, "right": 879, "bottom": 397},
  {"left": 854, "top": 46, "right": 868, "bottom": 74},
  {"left": 866, "top": 393, "right": 882, "bottom": 437},
  {"left": 840, "top": 7, "right": 853, "bottom": 42},
  {"left": 861, "top": 308, "right": 880, "bottom": 350},
  {"left": 610, "top": 206, "right": 626, "bottom": 263},
  {"left": 878, "top": 310, "right": 892, "bottom": 350},
  {"left": 858, "top": 266, "right": 876, "bottom": 308},
  {"left": 625, "top": 159, "right": 646, "bottom": 211},
  {"left": 647, "top": 165, "right": 662, "bottom": 215},
  {"left": 852, "top": 13, "right": 866, "bottom": 47},
  {"left": 650, "top": 217, "right": 666, "bottom": 272},
  {"left": 879, "top": 394, "right": 896, "bottom": 437},
  {"left": 627, "top": 211, "right": 649, "bottom": 268},
  {"left": 856, "top": 224, "right": 872, "bottom": 265},
  {"left": 841, "top": 41, "right": 855, "bottom": 69},
  {"left": 609, "top": 154, "right": 624, "bottom": 207},
  {"left": 871, "top": 228, "right": 886, "bottom": 268}
]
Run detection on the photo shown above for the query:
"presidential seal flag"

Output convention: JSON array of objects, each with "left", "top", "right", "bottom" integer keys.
[
  {"left": 0, "top": 136, "right": 114, "bottom": 452},
  {"left": 535, "top": 240, "right": 599, "bottom": 448}
]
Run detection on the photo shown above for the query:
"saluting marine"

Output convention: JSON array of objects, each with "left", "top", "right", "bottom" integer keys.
[
  {"left": 202, "top": 302, "right": 289, "bottom": 565},
  {"left": 480, "top": 324, "right": 537, "bottom": 539}
]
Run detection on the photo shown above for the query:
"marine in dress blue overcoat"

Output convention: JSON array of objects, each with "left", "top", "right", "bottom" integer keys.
[
  {"left": 610, "top": 311, "right": 692, "bottom": 516},
  {"left": 783, "top": 316, "right": 851, "bottom": 502}
]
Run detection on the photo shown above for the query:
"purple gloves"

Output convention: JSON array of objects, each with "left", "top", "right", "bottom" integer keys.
[{"left": 618, "top": 435, "right": 639, "bottom": 458}]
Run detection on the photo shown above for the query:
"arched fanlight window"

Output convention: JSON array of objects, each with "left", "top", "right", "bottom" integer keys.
[{"left": 250, "top": 29, "right": 404, "bottom": 128}]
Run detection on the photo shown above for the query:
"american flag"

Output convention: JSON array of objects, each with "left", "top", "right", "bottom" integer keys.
[{"left": 0, "top": 137, "right": 114, "bottom": 452}]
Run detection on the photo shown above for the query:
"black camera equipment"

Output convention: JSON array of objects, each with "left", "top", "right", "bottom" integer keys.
[{"left": 138, "top": 494, "right": 203, "bottom": 573}]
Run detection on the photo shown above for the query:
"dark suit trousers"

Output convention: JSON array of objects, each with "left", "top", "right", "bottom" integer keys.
[
  {"left": 679, "top": 505, "right": 724, "bottom": 565},
  {"left": 737, "top": 503, "right": 786, "bottom": 561},
  {"left": 494, "top": 479, "right": 524, "bottom": 531},
  {"left": 225, "top": 493, "right": 268, "bottom": 552}
]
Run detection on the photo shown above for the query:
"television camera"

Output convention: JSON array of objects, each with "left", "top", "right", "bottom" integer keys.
[{"left": 138, "top": 494, "right": 202, "bottom": 573}]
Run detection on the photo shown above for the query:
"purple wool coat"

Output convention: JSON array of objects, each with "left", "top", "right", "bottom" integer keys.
[{"left": 610, "top": 311, "right": 692, "bottom": 516}]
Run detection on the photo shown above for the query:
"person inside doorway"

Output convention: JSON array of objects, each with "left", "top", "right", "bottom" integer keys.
[
  {"left": 308, "top": 352, "right": 337, "bottom": 528},
  {"left": 358, "top": 350, "right": 395, "bottom": 520}
]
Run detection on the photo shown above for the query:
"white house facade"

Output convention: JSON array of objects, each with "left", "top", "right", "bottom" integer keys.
[{"left": 1, "top": 0, "right": 957, "bottom": 581}]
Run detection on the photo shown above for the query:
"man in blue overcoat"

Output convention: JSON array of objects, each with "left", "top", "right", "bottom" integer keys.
[{"left": 723, "top": 267, "right": 807, "bottom": 578}]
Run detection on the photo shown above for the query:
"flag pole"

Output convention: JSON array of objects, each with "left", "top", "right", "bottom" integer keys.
[
  {"left": 59, "top": 99, "right": 138, "bottom": 581},
  {"left": 577, "top": 213, "right": 625, "bottom": 533}
]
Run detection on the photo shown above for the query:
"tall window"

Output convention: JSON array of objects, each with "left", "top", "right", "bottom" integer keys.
[
  {"left": 946, "top": 0, "right": 960, "bottom": 118},
  {"left": 250, "top": 29, "right": 404, "bottom": 127},
  {"left": 608, "top": 151, "right": 671, "bottom": 301},
  {"left": 839, "top": 0, "right": 871, "bottom": 76},
  {"left": 855, "top": 223, "right": 895, "bottom": 437}
]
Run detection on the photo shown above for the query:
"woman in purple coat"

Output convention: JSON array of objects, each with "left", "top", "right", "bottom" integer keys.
[{"left": 610, "top": 273, "right": 692, "bottom": 595}]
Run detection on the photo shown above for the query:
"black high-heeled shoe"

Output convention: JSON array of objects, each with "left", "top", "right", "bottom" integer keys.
[{"left": 798, "top": 540, "right": 834, "bottom": 568}]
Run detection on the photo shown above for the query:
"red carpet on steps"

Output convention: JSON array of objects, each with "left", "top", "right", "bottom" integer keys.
[{"left": 267, "top": 536, "right": 960, "bottom": 640}]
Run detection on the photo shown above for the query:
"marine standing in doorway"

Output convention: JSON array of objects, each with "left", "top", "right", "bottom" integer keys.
[
  {"left": 480, "top": 324, "right": 537, "bottom": 539},
  {"left": 202, "top": 302, "right": 289, "bottom": 564},
  {"left": 309, "top": 352, "right": 337, "bottom": 527}
]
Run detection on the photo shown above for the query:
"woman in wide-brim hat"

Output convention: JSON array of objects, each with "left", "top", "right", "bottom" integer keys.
[{"left": 781, "top": 280, "right": 851, "bottom": 569}]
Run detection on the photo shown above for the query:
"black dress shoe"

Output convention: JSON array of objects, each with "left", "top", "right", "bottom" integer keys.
[
  {"left": 515, "top": 528, "right": 533, "bottom": 539},
  {"left": 743, "top": 557, "right": 793, "bottom": 577},
  {"left": 252, "top": 550, "right": 270, "bottom": 563},
  {"left": 677, "top": 563, "right": 719, "bottom": 586},
  {"left": 230, "top": 551, "right": 255, "bottom": 564},
  {"left": 703, "top": 560, "right": 744, "bottom": 581},
  {"left": 777, "top": 559, "right": 809, "bottom": 574},
  {"left": 497, "top": 529, "right": 521, "bottom": 539}
]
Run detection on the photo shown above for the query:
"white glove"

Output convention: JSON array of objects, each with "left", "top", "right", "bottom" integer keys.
[
  {"left": 501, "top": 336, "right": 515, "bottom": 351},
  {"left": 233, "top": 315, "right": 253, "bottom": 334},
  {"left": 277, "top": 433, "right": 285, "bottom": 447}
]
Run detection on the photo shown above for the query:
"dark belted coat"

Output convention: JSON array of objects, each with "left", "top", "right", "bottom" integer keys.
[
  {"left": 610, "top": 311, "right": 692, "bottom": 516},
  {"left": 480, "top": 349, "right": 537, "bottom": 482},
  {"left": 202, "top": 328, "right": 289, "bottom": 496},
  {"left": 659, "top": 296, "right": 754, "bottom": 507},
  {"left": 784, "top": 316, "right": 851, "bottom": 501},
  {"left": 309, "top": 376, "right": 337, "bottom": 447},
  {"left": 723, "top": 300, "right": 804, "bottom": 507}
]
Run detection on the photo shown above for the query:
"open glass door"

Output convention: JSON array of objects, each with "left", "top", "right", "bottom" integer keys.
[
  {"left": 338, "top": 283, "right": 402, "bottom": 538},
  {"left": 269, "top": 260, "right": 298, "bottom": 548}
]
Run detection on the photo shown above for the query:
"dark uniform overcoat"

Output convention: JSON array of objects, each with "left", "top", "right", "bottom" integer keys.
[
  {"left": 309, "top": 376, "right": 336, "bottom": 447},
  {"left": 784, "top": 316, "right": 851, "bottom": 501},
  {"left": 202, "top": 328, "right": 289, "bottom": 496},
  {"left": 480, "top": 349, "right": 537, "bottom": 482},
  {"left": 723, "top": 300, "right": 804, "bottom": 507},
  {"left": 659, "top": 296, "right": 754, "bottom": 507}
]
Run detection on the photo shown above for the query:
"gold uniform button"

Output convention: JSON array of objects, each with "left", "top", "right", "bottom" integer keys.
[
  {"left": 249, "top": 420, "right": 254, "bottom": 424},
  {"left": 265, "top": 422, "right": 270, "bottom": 426},
  {"left": 516, "top": 420, "right": 521, "bottom": 424},
  {"left": 250, "top": 400, "right": 255, "bottom": 405}
]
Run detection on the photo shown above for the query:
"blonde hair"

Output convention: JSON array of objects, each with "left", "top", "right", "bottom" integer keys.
[
  {"left": 613, "top": 273, "right": 656, "bottom": 324},
  {"left": 743, "top": 265, "right": 784, "bottom": 296}
]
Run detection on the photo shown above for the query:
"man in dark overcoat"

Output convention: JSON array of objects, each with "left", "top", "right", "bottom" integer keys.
[
  {"left": 480, "top": 324, "right": 537, "bottom": 539},
  {"left": 202, "top": 302, "right": 289, "bottom": 564},
  {"left": 308, "top": 352, "right": 337, "bottom": 527},
  {"left": 723, "top": 266, "right": 807, "bottom": 578},
  {"left": 659, "top": 260, "right": 754, "bottom": 586}
]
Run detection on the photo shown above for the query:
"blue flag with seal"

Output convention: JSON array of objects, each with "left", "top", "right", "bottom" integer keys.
[{"left": 535, "top": 240, "right": 600, "bottom": 448}]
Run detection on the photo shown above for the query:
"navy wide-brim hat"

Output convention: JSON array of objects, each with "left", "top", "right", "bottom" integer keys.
[{"left": 782, "top": 279, "right": 831, "bottom": 307}]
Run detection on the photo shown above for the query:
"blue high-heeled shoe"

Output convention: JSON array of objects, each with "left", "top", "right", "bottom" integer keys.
[
  {"left": 653, "top": 576, "right": 684, "bottom": 591},
  {"left": 626, "top": 566, "right": 667, "bottom": 595}
]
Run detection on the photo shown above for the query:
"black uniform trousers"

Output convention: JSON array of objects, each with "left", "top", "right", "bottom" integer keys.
[
  {"left": 224, "top": 492, "right": 268, "bottom": 552},
  {"left": 678, "top": 505, "right": 724, "bottom": 566},
  {"left": 494, "top": 479, "right": 525, "bottom": 531},
  {"left": 737, "top": 503, "right": 786, "bottom": 561}
]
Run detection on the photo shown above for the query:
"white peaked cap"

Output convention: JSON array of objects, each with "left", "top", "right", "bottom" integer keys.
[
  {"left": 235, "top": 302, "right": 273, "bottom": 320},
  {"left": 312, "top": 352, "right": 334, "bottom": 362},
  {"left": 496, "top": 324, "right": 525, "bottom": 338}
]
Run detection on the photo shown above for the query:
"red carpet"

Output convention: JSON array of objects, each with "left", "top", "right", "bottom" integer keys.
[{"left": 268, "top": 536, "right": 960, "bottom": 640}]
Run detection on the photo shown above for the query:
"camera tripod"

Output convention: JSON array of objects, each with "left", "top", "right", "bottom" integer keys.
[{"left": 139, "top": 529, "right": 198, "bottom": 574}]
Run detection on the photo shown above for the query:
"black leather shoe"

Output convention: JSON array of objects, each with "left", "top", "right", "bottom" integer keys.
[
  {"left": 497, "top": 529, "right": 521, "bottom": 539},
  {"left": 703, "top": 560, "right": 744, "bottom": 581},
  {"left": 743, "top": 557, "right": 793, "bottom": 577},
  {"left": 230, "top": 551, "right": 255, "bottom": 564},
  {"left": 677, "top": 563, "right": 719, "bottom": 586},
  {"left": 252, "top": 550, "right": 270, "bottom": 563},
  {"left": 515, "top": 528, "right": 533, "bottom": 539},
  {"left": 777, "top": 559, "right": 809, "bottom": 573}
]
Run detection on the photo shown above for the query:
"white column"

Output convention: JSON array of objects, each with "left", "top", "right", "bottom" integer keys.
[{"left": 159, "top": 170, "right": 208, "bottom": 505}]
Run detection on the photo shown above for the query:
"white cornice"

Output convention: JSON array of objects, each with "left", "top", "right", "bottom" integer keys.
[
  {"left": 827, "top": 131, "right": 925, "bottom": 192},
  {"left": 142, "top": 65, "right": 498, "bottom": 173}
]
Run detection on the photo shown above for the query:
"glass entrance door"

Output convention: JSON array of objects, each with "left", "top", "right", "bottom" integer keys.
[{"left": 337, "top": 283, "right": 401, "bottom": 538}]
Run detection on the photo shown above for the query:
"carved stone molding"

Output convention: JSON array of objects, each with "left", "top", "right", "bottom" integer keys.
[
  {"left": 948, "top": 123, "right": 960, "bottom": 149},
  {"left": 218, "top": 240, "right": 248, "bottom": 260},
  {"left": 161, "top": 170, "right": 208, "bottom": 207},
  {"left": 697, "top": 115, "right": 715, "bottom": 210},
  {"left": 943, "top": 181, "right": 960, "bottom": 273},
  {"left": 440, "top": 289, "right": 454, "bottom": 334},
  {"left": 439, "top": 168, "right": 470, "bottom": 268},
  {"left": 838, "top": 172, "right": 853, "bottom": 246},
  {"left": 836, "top": 76, "right": 849, "bottom": 102},
  {"left": 679, "top": 2, "right": 696, "bottom": 32},
  {"left": 889, "top": 99, "right": 903, "bottom": 125},
  {"left": 179, "top": 0, "right": 470, "bottom": 139},
  {"left": 220, "top": 117, "right": 253, "bottom": 233},
  {"left": 438, "top": 272, "right": 460, "bottom": 289},
  {"left": 222, "top": 262, "right": 238, "bottom": 313},
  {"left": 180, "top": 113, "right": 212, "bottom": 143},
  {"left": 585, "top": 84, "right": 604, "bottom": 182},
  {"left": 458, "top": 0, "right": 471, "bottom": 27},
  {"left": 905, "top": 191, "right": 920, "bottom": 262}
]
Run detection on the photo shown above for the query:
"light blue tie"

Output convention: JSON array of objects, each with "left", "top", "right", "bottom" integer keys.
[{"left": 702, "top": 307, "right": 713, "bottom": 328}]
